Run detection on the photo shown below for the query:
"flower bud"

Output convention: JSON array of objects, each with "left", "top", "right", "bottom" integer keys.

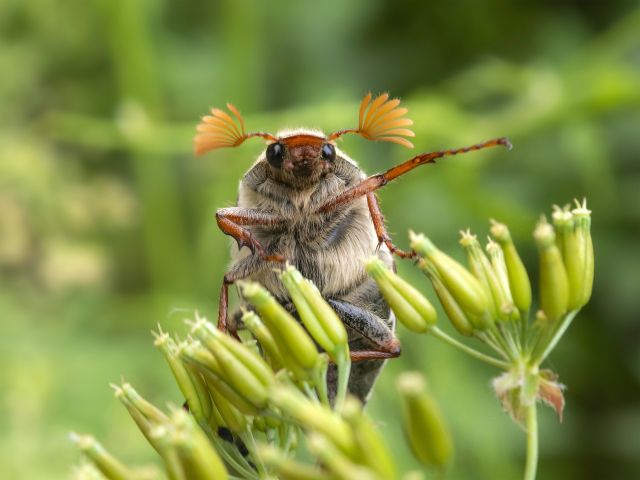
[
  {"left": 411, "top": 231, "right": 491, "bottom": 328},
  {"left": 365, "top": 256, "right": 436, "bottom": 333},
  {"left": 242, "top": 310, "right": 285, "bottom": 371},
  {"left": 485, "top": 239, "right": 519, "bottom": 321},
  {"left": 206, "top": 379, "right": 249, "bottom": 433},
  {"left": 240, "top": 281, "right": 320, "bottom": 375},
  {"left": 534, "top": 218, "right": 569, "bottom": 321},
  {"left": 551, "top": 205, "right": 573, "bottom": 259},
  {"left": 460, "top": 230, "right": 511, "bottom": 321},
  {"left": 565, "top": 199, "right": 594, "bottom": 309},
  {"left": 341, "top": 396, "right": 397, "bottom": 479},
  {"left": 180, "top": 341, "right": 257, "bottom": 416},
  {"left": 149, "top": 425, "right": 187, "bottom": 480},
  {"left": 111, "top": 382, "right": 168, "bottom": 452},
  {"left": 307, "top": 434, "right": 377, "bottom": 480},
  {"left": 490, "top": 220, "right": 532, "bottom": 314},
  {"left": 426, "top": 265, "right": 474, "bottom": 336},
  {"left": 258, "top": 445, "right": 332, "bottom": 480},
  {"left": 194, "top": 315, "right": 274, "bottom": 388},
  {"left": 153, "top": 327, "right": 211, "bottom": 424},
  {"left": 280, "top": 265, "right": 348, "bottom": 357},
  {"left": 70, "top": 433, "right": 133, "bottom": 480},
  {"left": 190, "top": 316, "right": 270, "bottom": 409},
  {"left": 170, "top": 408, "right": 228, "bottom": 480},
  {"left": 397, "top": 372, "right": 453, "bottom": 470},
  {"left": 269, "top": 385, "right": 356, "bottom": 456}
]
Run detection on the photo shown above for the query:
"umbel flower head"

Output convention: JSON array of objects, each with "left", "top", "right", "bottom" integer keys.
[{"left": 71, "top": 199, "right": 594, "bottom": 480}]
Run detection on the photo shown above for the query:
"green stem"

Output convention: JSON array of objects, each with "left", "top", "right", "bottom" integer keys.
[
  {"left": 524, "top": 401, "right": 538, "bottom": 480},
  {"left": 475, "top": 331, "right": 509, "bottom": 359},
  {"left": 430, "top": 327, "right": 510, "bottom": 369},
  {"left": 530, "top": 310, "right": 578, "bottom": 366},
  {"left": 312, "top": 359, "right": 330, "bottom": 407},
  {"left": 334, "top": 349, "right": 351, "bottom": 410},
  {"left": 242, "top": 428, "right": 268, "bottom": 478}
]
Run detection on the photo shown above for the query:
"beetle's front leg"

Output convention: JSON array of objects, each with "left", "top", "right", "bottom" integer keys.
[
  {"left": 328, "top": 299, "right": 401, "bottom": 362},
  {"left": 216, "top": 207, "right": 286, "bottom": 262}
]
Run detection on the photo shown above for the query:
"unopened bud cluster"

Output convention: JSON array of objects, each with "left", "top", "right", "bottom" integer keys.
[
  {"left": 73, "top": 265, "right": 440, "bottom": 480},
  {"left": 72, "top": 202, "right": 594, "bottom": 480},
  {"left": 365, "top": 199, "right": 594, "bottom": 425}
]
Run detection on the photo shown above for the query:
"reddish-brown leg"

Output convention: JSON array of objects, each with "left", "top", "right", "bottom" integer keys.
[
  {"left": 215, "top": 207, "right": 286, "bottom": 334},
  {"left": 366, "top": 192, "right": 415, "bottom": 259},
  {"left": 216, "top": 207, "right": 286, "bottom": 262},
  {"left": 318, "top": 138, "right": 511, "bottom": 214}
]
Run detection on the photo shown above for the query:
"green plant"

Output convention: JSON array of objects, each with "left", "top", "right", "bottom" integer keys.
[{"left": 72, "top": 200, "right": 593, "bottom": 479}]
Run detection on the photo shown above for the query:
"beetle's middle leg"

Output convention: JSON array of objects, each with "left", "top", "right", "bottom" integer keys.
[{"left": 328, "top": 299, "right": 401, "bottom": 362}]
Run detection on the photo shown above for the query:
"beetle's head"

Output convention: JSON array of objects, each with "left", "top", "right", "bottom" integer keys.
[
  {"left": 194, "top": 93, "right": 415, "bottom": 185},
  {"left": 263, "top": 130, "right": 336, "bottom": 184}
]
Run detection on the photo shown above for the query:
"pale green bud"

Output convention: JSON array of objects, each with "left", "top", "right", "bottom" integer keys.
[
  {"left": 485, "top": 239, "right": 519, "bottom": 321},
  {"left": 307, "top": 434, "right": 377, "bottom": 480},
  {"left": 242, "top": 310, "right": 285, "bottom": 371},
  {"left": 411, "top": 231, "right": 491, "bottom": 328},
  {"left": 460, "top": 230, "right": 512, "bottom": 321},
  {"left": 397, "top": 372, "right": 453, "bottom": 470},
  {"left": 149, "top": 425, "right": 187, "bottom": 480},
  {"left": 426, "top": 265, "right": 474, "bottom": 336},
  {"left": 180, "top": 341, "right": 258, "bottom": 416},
  {"left": 206, "top": 377, "right": 248, "bottom": 433},
  {"left": 566, "top": 199, "right": 594, "bottom": 309},
  {"left": 111, "top": 382, "right": 170, "bottom": 456},
  {"left": 341, "top": 396, "right": 397, "bottom": 479},
  {"left": 190, "top": 315, "right": 273, "bottom": 409},
  {"left": 153, "top": 327, "right": 211, "bottom": 424},
  {"left": 170, "top": 408, "right": 228, "bottom": 480},
  {"left": 258, "top": 445, "right": 332, "bottom": 480},
  {"left": 70, "top": 433, "right": 133, "bottom": 480},
  {"left": 534, "top": 218, "right": 569, "bottom": 321},
  {"left": 365, "top": 256, "right": 436, "bottom": 333},
  {"left": 194, "top": 315, "right": 274, "bottom": 388},
  {"left": 240, "top": 281, "right": 319, "bottom": 374},
  {"left": 490, "top": 220, "right": 532, "bottom": 314},
  {"left": 269, "top": 385, "right": 356, "bottom": 456},
  {"left": 551, "top": 205, "right": 573, "bottom": 259},
  {"left": 280, "top": 265, "right": 348, "bottom": 357}
]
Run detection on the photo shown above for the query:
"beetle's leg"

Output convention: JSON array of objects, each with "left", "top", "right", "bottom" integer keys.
[
  {"left": 216, "top": 207, "right": 286, "bottom": 262},
  {"left": 328, "top": 300, "right": 401, "bottom": 362},
  {"left": 217, "top": 254, "right": 265, "bottom": 336},
  {"left": 366, "top": 192, "right": 415, "bottom": 259},
  {"left": 317, "top": 138, "right": 511, "bottom": 214}
]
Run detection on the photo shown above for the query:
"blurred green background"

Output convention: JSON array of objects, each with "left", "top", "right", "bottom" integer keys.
[{"left": 1, "top": 0, "right": 640, "bottom": 478}]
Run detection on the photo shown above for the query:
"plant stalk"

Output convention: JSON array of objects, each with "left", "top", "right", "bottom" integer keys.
[
  {"left": 430, "top": 327, "right": 510, "bottom": 369},
  {"left": 524, "top": 401, "right": 538, "bottom": 480}
]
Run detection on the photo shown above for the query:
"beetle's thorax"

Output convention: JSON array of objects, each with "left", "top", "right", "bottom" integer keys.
[{"left": 234, "top": 146, "right": 385, "bottom": 299}]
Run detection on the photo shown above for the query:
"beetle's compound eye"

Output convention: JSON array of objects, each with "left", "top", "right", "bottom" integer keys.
[
  {"left": 321, "top": 143, "right": 336, "bottom": 162},
  {"left": 266, "top": 142, "right": 284, "bottom": 168}
]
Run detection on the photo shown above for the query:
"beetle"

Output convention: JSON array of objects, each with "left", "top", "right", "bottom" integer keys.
[{"left": 194, "top": 93, "right": 510, "bottom": 402}]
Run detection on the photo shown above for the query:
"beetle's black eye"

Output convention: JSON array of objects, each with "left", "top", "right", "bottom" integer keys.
[
  {"left": 266, "top": 142, "right": 284, "bottom": 168},
  {"left": 321, "top": 143, "right": 336, "bottom": 162}
]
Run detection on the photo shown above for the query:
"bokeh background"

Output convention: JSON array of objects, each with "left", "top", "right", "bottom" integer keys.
[{"left": 2, "top": 0, "right": 640, "bottom": 478}]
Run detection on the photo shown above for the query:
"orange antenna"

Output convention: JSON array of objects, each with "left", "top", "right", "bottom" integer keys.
[
  {"left": 328, "top": 92, "right": 415, "bottom": 148},
  {"left": 194, "top": 103, "right": 277, "bottom": 156}
]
